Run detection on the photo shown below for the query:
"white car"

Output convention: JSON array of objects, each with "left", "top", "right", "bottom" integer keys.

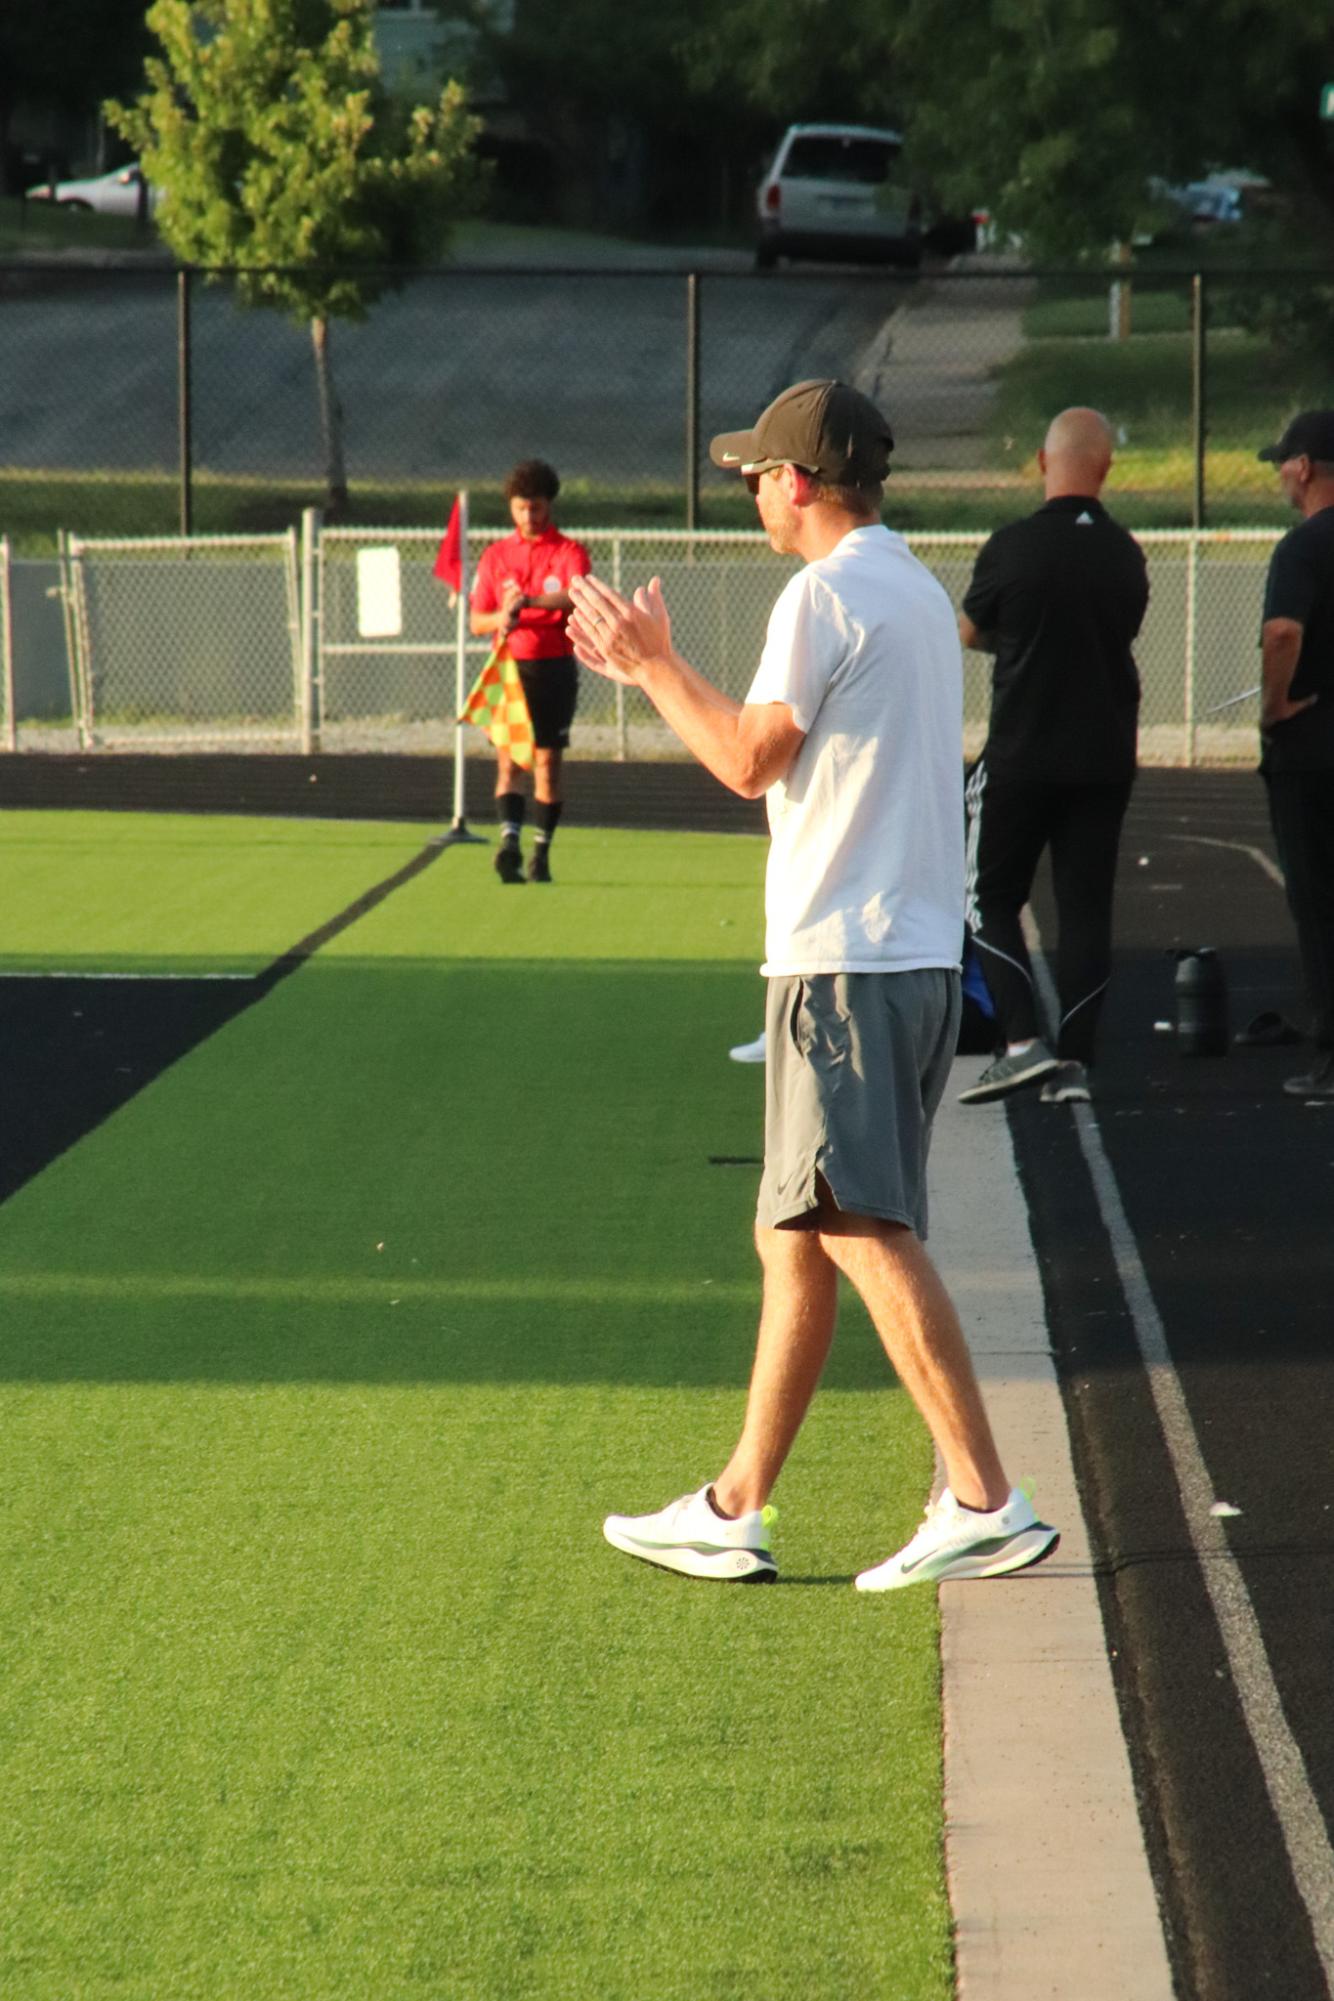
[
  {"left": 25, "top": 163, "right": 159, "bottom": 218},
  {"left": 755, "top": 124, "right": 922, "bottom": 271}
]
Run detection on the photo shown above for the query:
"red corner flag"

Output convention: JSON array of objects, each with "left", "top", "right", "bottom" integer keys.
[{"left": 433, "top": 496, "right": 462, "bottom": 594}]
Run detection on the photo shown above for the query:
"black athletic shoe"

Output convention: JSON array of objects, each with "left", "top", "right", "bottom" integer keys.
[
  {"left": 494, "top": 845, "right": 524, "bottom": 885},
  {"left": 527, "top": 847, "right": 552, "bottom": 884}
]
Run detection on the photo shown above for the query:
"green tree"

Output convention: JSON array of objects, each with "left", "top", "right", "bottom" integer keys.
[
  {"left": 684, "top": 0, "right": 901, "bottom": 130},
  {"left": 893, "top": 0, "right": 1334, "bottom": 258},
  {"left": 680, "top": 0, "right": 1334, "bottom": 259},
  {"left": 108, "top": 0, "right": 483, "bottom": 514}
]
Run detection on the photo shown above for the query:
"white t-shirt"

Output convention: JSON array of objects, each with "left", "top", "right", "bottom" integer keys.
[{"left": 745, "top": 523, "right": 964, "bottom": 976}]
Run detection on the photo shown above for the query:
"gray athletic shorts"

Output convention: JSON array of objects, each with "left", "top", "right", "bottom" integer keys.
[{"left": 757, "top": 968, "right": 961, "bottom": 1236}]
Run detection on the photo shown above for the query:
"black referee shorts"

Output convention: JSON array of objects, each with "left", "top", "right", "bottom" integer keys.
[{"left": 516, "top": 656, "right": 579, "bottom": 751}]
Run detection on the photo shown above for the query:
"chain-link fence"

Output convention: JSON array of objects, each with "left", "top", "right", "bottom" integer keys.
[
  {"left": 14, "top": 517, "right": 1279, "bottom": 764},
  {"left": 3, "top": 260, "right": 1331, "bottom": 548}
]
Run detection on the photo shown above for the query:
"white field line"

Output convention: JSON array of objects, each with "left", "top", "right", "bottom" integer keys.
[
  {"left": 1, "top": 964, "right": 256, "bottom": 972},
  {"left": 1168, "top": 831, "right": 1286, "bottom": 891},
  {"left": 1026, "top": 913, "right": 1334, "bottom": 1990}
]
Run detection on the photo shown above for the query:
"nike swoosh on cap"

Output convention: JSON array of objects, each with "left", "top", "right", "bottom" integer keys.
[{"left": 719, "top": 451, "right": 740, "bottom": 462}]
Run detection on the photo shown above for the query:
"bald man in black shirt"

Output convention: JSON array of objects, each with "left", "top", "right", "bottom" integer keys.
[{"left": 956, "top": 407, "right": 1149, "bottom": 1105}]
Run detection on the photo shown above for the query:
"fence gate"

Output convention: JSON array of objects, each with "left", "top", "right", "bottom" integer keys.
[{"left": 65, "top": 531, "right": 302, "bottom": 751}]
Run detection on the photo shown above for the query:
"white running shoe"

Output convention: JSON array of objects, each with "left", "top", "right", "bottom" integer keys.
[
  {"left": 603, "top": 1485, "right": 778, "bottom": 1582},
  {"left": 728, "top": 1031, "right": 767, "bottom": 1064},
  {"left": 855, "top": 1486, "right": 1058, "bottom": 1592}
]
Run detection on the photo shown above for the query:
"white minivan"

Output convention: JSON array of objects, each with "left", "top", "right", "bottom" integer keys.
[{"left": 755, "top": 124, "right": 922, "bottom": 270}]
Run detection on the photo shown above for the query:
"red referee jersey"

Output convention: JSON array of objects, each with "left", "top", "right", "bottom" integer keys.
[{"left": 471, "top": 527, "right": 592, "bottom": 661}]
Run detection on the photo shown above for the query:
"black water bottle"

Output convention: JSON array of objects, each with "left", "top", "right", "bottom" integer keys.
[{"left": 1174, "top": 948, "right": 1229, "bottom": 1056}]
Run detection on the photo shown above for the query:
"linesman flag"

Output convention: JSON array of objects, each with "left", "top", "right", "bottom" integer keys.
[
  {"left": 433, "top": 495, "right": 463, "bottom": 599},
  {"left": 459, "top": 642, "right": 534, "bottom": 769}
]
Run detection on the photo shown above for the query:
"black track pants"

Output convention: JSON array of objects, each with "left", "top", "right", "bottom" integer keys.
[
  {"left": 965, "top": 763, "right": 1134, "bottom": 1064},
  {"left": 1263, "top": 767, "right": 1334, "bottom": 1047}
]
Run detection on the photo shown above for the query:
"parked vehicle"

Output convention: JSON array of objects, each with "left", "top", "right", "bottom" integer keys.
[
  {"left": 24, "top": 163, "right": 159, "bottom": 218},
  {"left": 755, "top": 124, "right": 922, "bottom": 271}
]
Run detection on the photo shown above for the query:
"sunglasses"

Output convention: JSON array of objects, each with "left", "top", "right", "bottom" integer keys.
[{"left": 743, "top": 463, "right": 818, "bottom": 495}]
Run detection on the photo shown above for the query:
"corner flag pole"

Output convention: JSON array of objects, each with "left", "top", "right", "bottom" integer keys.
[
  {"left": 442, "top": 492, "right": 483, "bottom": 845},
  {"left": 450, "top": 488, "right": 470, "bottom": 833}
]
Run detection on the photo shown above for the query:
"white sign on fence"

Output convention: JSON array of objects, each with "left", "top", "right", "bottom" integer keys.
[{"left": 355, "top": 547, "right": 403, "bottom": 639}]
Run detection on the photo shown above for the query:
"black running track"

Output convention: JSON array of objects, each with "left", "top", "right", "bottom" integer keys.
[
  {"left": 1012, "top": 769, "right": 1334, "bottom": 2001},
  {"left": 2, "top": 769, "right": 1331, "bottom": 1998}
]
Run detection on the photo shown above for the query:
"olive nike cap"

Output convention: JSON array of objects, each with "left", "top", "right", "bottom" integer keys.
[
  {"left": 709, "top": 378, "right": 894, "bottom": 482},
  {"left": 1257, "top": 410, "right": 1334, "bottom": 464}
]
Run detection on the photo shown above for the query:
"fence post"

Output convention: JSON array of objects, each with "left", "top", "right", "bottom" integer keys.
[
  {"left": 1184, "top": 532, "right": 1200, "bottom": 767},
  {"left": 61, "top": 532, "right": 96, "bottom": 750},
  {"left": 1, "top": 535, "right": 14, "bottom": 753},
  {"left": 612, "top": 532, "right": 627, "bottom": 761},
  {"left": 685, "top": 273, "right": 701, "bottom": 531},
  {"left": 178, "top": 268, "right": 193, "bottom": 538},
  {"left": 1191, "top": 272, "right": 1207, "bottom": 530},
  {"left": 300, "top": 507, "right": 322, "bottom": 755}
]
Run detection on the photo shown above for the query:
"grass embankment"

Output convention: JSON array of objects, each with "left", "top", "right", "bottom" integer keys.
[
  {"left": 991, "top": 264, "right": 1333, "bottom": 525},
  {"left": 0, "top": 195, "right": 160, "bottom": 258},
  {"left": 0, "top": 813, "right": 951, "bottom": 2001}
]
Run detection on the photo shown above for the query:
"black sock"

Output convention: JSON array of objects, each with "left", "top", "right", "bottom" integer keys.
[
  {"left": 534, "top": 799, "right": 563, "bottom": 847},
  {"left": 496, "top": 791, "right": 525, "bottom": 846},
  {"left": 706, "top": 1485, "right": 738, "bottom": 1521}
]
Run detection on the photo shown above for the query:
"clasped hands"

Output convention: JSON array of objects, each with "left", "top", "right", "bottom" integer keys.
[{"left": 568, "top": 574, "right": 673, "bottom": 687}]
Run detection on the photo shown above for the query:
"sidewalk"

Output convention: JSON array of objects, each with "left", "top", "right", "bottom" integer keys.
[
  {"left": 930, "top": 1060, "right": 1174, "bottom": 2000},
  {"left": 855, "top": 254, "right": 1034, "bottom": 472}
]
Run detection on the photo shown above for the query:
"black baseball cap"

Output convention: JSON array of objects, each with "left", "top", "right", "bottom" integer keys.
[
  {"left": 1257, "top": 410, "right": 1334, "bottom": 464},
  {"left": 709, "top": 378, "right": 894, "bottom": 482}
]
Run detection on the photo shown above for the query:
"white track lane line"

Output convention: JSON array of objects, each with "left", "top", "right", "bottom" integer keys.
[
  {"left": 1027, "top": 914, "right": 1334, "bottom": 1991},
  {"left": 2, "top": 964, "right": 256, "bottom": 972},
  {"left": 1167, "top": 831, "right": 1286, "bottom": 891}
]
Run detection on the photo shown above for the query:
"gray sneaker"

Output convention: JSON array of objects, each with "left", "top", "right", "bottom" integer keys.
[
  {"left": 1041, "top": 1060, "right": 1091, "bottom": 1104},
  {"left": 1283, "top": 1052, "right": 1334, "bottom": 1099},
  {"left": 958, "top": 1041, "right": 1059, "bottom": 1104}
]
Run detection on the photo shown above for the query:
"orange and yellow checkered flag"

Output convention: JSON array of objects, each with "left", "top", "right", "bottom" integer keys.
[{"left": 458, "top": 642, "right": 534, "bottom": 770}]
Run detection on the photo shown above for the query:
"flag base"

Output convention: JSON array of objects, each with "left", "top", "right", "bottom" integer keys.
[{"left": 430, "top": 820, "right": 487, "bottom": 848}]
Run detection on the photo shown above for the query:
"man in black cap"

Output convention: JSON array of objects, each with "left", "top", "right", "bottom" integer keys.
[
  {"left": 1257, "top": 410, "right": 1334, "bottom": 1097},
  {"left": 567, "top": 379, "right": 1058, "bottom": 1593}
]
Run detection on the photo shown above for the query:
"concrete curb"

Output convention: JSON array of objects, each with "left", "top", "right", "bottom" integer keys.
[{"left": 930, "top": 1064, "right": 1175, "bottom": 2000}]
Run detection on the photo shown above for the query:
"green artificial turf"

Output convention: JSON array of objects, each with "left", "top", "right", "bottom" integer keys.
[{"left": 0, "top": 816, "right": 951, "bottom": 2000}]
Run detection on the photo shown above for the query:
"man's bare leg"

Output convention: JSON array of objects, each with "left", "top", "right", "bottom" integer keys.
[
  {"left": 533, "top": 746, "right": 562, "bottom": 805},
  {"left": 815, "top": 1206, "right": 1008, "bottom": 1512},
  {"left": 711, "top": 1225, "right": 839, "bottom": 1517}
]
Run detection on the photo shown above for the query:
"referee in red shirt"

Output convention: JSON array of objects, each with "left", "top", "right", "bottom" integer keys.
[{"left": 470, "top": 459, "right": 591, "bottom": 882}]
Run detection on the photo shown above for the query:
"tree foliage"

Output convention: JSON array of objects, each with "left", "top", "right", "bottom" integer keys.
[
  {"left": 671, "top": 0, "right": 1334, "bottom": 257},
  {"left": 108, "top": 0, "right": 482, "bottom": 316},
  {"left": 894, "top": 0, "right": 1334, "bottom": 256},
  {"left": 107, "top": 0, "right": 483, "bottom": 509},
  {"left": 683, "top": 0, "right": 901, "bottom": 130}
]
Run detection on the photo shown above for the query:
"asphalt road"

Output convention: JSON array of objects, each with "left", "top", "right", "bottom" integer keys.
[
  {"left": 0, "top": 264, "right": 918, "bottom": 486},
  {"left": 1013, "top": 768, "right": 1334, "bottom": 2001}
]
